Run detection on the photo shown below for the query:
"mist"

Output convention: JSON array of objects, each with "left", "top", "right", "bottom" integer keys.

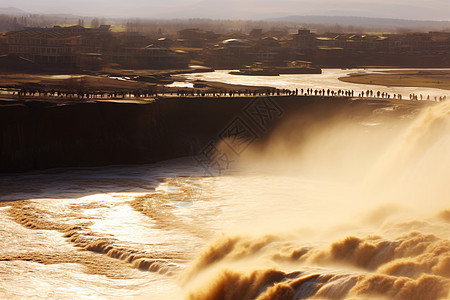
[
  {"left": 2, "top": 0, "right": 450, "bottom": 20},
  {"left": 181, "top": 101, "right": 450, "bottom": 299}
]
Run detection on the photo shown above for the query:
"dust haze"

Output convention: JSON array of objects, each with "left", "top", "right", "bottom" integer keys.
[{"left": 182, "top": 101, "right": 450, "bottom": 299}]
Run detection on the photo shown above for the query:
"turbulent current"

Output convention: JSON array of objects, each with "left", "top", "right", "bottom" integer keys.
[{"left": 0, "top": 100, "right": 449, "bottom": 299}]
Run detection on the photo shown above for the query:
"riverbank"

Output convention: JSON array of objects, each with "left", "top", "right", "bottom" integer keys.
[
  {"left": 0, "top": 66, "right": 214, "bottom": 92},
  {"left": 339, "top": 69, "right": 450, "bottom": 90},
  {"left": 0, "top": 96, "right": 426, "bottom": 173},
  {"left": 179, "top": 69, "right": 450, "bottom": 101}
]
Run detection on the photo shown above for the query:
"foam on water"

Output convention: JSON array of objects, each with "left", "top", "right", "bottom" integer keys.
[
  {"left": 182, "top": 101, "right": 450, "bottom": 300},
  {"left": 0, "top": 101, "right": 448, "bottom": 299}
]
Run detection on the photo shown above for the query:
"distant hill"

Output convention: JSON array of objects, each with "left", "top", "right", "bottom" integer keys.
[
  {"left": 267, "top": 16, "right": 450, "bottom": 31},
  {"left": 0, "top": 7, "right": 27, "bottom": 15}
]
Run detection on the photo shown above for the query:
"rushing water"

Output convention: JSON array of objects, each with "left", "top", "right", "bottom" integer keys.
[
  {"left": 174, "top": 68, "right": 450, "bottom": 100},
  {"left": 1, "top": 95, "right": 449, "bottom": 298}
]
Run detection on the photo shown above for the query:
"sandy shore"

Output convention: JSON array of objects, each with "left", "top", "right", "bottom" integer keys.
[
  {"left": 0, "top": 73, "right": 157, "bottom": 90},
  {"left": 339, "top": 70, "right": 450, "bottom": 90},
  {"left": 0, "top": 69, "right": 268, "bottom": 95}
]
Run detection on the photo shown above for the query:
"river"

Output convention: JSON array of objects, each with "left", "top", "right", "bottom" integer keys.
[{"left": 169, "top": 68, "right": 450, "bottom": 100}]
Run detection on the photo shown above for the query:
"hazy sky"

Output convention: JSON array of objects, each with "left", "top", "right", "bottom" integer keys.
[{"left": 2, "top": 0, "right": 450, "bottom": 20}]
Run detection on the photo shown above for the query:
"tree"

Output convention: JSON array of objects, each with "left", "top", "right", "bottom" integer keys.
[{"left": 91, "top": 18, "right": 99, "bottom": 28}]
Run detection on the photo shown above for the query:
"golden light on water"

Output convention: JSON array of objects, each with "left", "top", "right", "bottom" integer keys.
[{"left": 0, "top": 100, "right": 449, "bottom": 299}]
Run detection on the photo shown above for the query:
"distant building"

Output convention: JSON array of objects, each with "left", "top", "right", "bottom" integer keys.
[
  {"left": 3, "top": 25, "right": 450, "bottom": 71},
  {"left": 4, "top": 25, "right": 112, "bottom": 69},
  {"left": 177, "top": 28, "right": 218, "bottom": 48},
  {"left": 106, "top": 43, "right": 188, "bottom": 69},
  {"left": 138, "top": 44, "right": 188, "bottom": 69},
  {"left": 0, "top": 34, "right": 7, "bottom": 55},
  {"left": 253, "top": 37, "right": 287, "bottom": 65},
  {"left": 293, "top": 29, "right": 316, "bottom": 51},
  {"left": 5, "top": 29, "right": 79, "bottom": 68},
  {"left": 249, "top": 29, "right": 263, "bottom": 38},
  {"left": 205, "top": 39, "right": 254, "bottom": 68},
  {"left": 155, "top": 37, "right": 175, "bottom": 48}
]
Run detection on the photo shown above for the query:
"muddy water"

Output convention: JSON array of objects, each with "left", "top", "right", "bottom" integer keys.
[
  {"left": 0, "top": 101, "right": 449, "bottom": 299},
  {"left": 178, "top": 68, "right": 450, "bottom": 100}
]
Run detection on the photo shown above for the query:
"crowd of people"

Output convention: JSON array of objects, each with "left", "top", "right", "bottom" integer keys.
[
  {"left": 13, "top": 88, "right": 159, "bottom": 99},
  {"left": 409, "top": 93, "right": 447, "bottom": 101},
  {"left": 2, "top": 86, "right": 448, "bottom": 102},
  {"left": 176, "top": 87, "right": 447, "bottom": 101}
]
